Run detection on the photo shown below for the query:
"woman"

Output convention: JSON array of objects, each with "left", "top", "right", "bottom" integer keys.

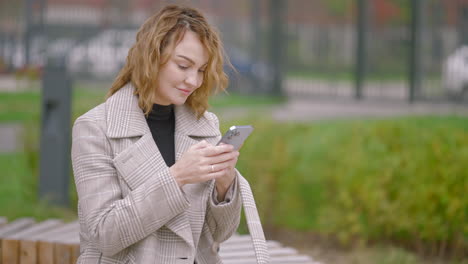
[{"left": 71, "top": 5, "right": 269, "bottom": 264}]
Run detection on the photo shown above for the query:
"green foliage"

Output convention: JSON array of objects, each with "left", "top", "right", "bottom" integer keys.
[
  {"left": 223, "top": 116, "right": 468, "bottom": 257},
  {"left": 0, "top": 91, "right": 40, "bottom": 122},
  {"left": 15, "top": 67, "right": 42, "bottom": 81},
  {"left": 0, "top": 151, "right": 76, "bottom": 221},
  {"left": 320, "top": 118, "right": 467, "bottom": 254}
]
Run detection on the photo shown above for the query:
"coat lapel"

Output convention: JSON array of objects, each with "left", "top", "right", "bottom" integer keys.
[
  {"left": 106, "top": 83, "right": 149, "bottom": 138},
  {"left": 105, "top": 83, "right": 217, "bottom": 250}
]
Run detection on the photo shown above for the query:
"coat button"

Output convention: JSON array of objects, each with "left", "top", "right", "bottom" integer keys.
[{"left": 211, "top": 242, "right": 220, "bottom": 253}]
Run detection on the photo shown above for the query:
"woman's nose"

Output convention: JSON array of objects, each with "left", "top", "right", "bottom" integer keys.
[{"left": 185, "top": 71, "right": 201, "bottom": 88}]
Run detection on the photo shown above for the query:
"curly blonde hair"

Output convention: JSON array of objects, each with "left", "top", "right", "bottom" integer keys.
[{"left": 107, "top": 5, "right": 229, "bottom": 118}]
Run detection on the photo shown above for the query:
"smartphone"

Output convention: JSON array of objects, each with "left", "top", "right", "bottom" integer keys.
[{"left": 217, "top": 125, "right": 254, "bottom": 150}]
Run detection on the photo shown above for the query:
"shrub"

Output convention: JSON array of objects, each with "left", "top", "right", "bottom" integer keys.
[{"left": 225, "top": 116, "right": 468, "bottom": 257}]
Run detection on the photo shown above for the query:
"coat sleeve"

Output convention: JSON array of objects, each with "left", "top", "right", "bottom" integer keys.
[
  {"left": 71, "top": 117, "right": 190, "bottom": 257},
  {"left": 212, "top": 176, "right": 237, "bottom": 205},
  {"left": 206, "top": 171, "right": 242, "bottom": 243},
  {"left": 204, "top": 112, "right": 242, "bottom": 243}
]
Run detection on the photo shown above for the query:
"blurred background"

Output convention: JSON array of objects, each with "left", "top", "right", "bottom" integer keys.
[{"left": 0, "top": 0, "right": 467, "bottom": 263}]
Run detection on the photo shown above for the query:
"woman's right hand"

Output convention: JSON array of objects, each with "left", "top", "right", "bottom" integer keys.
[{"left": 169, "top": 140, "right": 239, "bottom": 187}]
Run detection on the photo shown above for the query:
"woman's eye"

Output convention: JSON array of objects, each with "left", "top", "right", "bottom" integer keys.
[
  {"left": 198, "top": 69, "right": 205, "bottom": 73},
  {"left": 178, "top": 65, "right": 189, "bottom": 70}
]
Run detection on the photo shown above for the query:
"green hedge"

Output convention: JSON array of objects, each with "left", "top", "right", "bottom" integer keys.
[{"left": 224, "top": 116, "right": 468, "bottom": 256}]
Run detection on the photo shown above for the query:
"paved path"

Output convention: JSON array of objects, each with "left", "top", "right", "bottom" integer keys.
[
  {"left": 0, "top": 75, "right": 40, "bottom": 92},
  {"left": 272, "top": 98, "right": 468, "bottom": 122},
  {"left": 276, "top": 77, "right": 468, "bottom": 121},
  {"left": 285, "top": 78, "right": 410, "bottom": 99},
  {"left": 216, "top": 98, "right": 468, "bottom": 123},
  {"left": 217, "top": 77, "right": 468, "bottom": 121}
]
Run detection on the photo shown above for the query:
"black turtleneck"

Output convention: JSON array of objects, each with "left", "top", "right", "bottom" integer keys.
[{"left": 146, "top": 104, "right": 175, "bottom": 167}]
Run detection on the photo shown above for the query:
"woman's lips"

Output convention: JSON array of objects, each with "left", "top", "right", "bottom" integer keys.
[{"left": 177, "top": 88, "right": 191, "bottom": 95}]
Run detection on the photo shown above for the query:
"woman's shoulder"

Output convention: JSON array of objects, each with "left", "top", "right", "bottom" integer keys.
[
  {"left": 203, "top": 110, "right": 219, "bottom": 124},
  {"left": 177, "top": 104, "right": 219, "bottom": 128},
  {"left": 74, "top": 103, "right": 107, "bottom": 126},
  {"left": 72, "top": 103, "right": 109, "bottom": 139},
  {"left": 203, "top": 111, "right": 220, "bottom": 134}
]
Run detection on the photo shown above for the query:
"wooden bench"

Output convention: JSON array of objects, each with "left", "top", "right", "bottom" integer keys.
[{"left": 0, "top": 217, "right": 319, "bottom": 264}]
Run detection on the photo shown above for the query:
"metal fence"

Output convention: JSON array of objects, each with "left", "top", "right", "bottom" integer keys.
[
  {"left": 285, "top": 0, "right": 468, "bottom": 102},
  {"left": 1, "top": 0, "right": 468, "bottom": 102}
]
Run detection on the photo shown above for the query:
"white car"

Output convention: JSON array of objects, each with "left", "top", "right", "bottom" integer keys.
[{"left": 442, "top": 46, "right": 468, "bottom": 99}]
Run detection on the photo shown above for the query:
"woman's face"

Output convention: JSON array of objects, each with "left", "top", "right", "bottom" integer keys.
[{"left": 154, "top": 30, "right": 208, "bottom": 105}]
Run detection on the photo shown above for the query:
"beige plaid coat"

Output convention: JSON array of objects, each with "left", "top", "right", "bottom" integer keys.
[{"left": 71, "top": 83, "right": 249, "bottom": 264}]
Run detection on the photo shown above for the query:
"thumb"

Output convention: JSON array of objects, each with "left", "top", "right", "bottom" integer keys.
[{"left": 194, "top": 140, "right": 210, "bottom": 149}]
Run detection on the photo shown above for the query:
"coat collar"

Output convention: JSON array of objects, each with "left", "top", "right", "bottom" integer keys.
[{"left": 105, "top": 83, "right": 219, "bottom": 138}]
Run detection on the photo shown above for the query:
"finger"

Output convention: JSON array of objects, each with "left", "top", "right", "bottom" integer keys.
[
  {"left": 202, "top": 144, "right": 234, "bottom": 156},
  {"left": 211, "top": 158, "right": 238, "bottom": 172},
  {"left": 192, "top": 140, "right": 210, "bottom": 150},
  {"left": 218, "top": 142, "right": 235, "bottom": 149},
  {"left": 201, "top": 170, "right": 225, "bottom": 182},
  {"left": 207, "top": 151, "right": 239, "bottom": 165}
]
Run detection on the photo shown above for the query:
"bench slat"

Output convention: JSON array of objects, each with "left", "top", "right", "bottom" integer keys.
[
  {"left": 2, "top": 240, "right": 19, "bottom": 264},
  {"left": 38, "top": 241, "right": 54, "bottom": 264},
  {"left": 13, "top": 220, "right": 64, "bottom": 264},
  {"left": 0, "top": 218, "right": 35, "bottom": 264},
  {"left": 223, "top": 254, "right": 315, "bottom": 264},
  {"left": 71, "top": 244, "right": 80, "bottom": 264},
  {"left": 55, "top": 243, "right": 73, "bottom": 264},
  {"left": 30, "top": 221, "right": 79, "bottom": 241},
  {"left": 0, "top": 218, "right": 35, "bottom": 237},
  {"left": 220, "top": 240, "right": 282, "bottom": 252},
  {"left": 7, "top": 219, "right": 63, "bottom": 240},
  {"left": 2, "top": 220, "right": 63, "bottom": 264},
  {"left": 19, "top": 240, "right": 37, "bottom": 264},
  {"left": 221, "top": 247, "right": 298, "bottom": 258},
  {"left": 34, "top": 221, "right": 79, "bottom": 264},
  {"left": 0, "top": 217, "right": 320, "bottom": 264}
]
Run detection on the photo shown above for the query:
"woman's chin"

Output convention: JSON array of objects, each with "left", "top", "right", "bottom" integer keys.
[{"left": 172, "top": 97, "right": 188, "bottom": 105}]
